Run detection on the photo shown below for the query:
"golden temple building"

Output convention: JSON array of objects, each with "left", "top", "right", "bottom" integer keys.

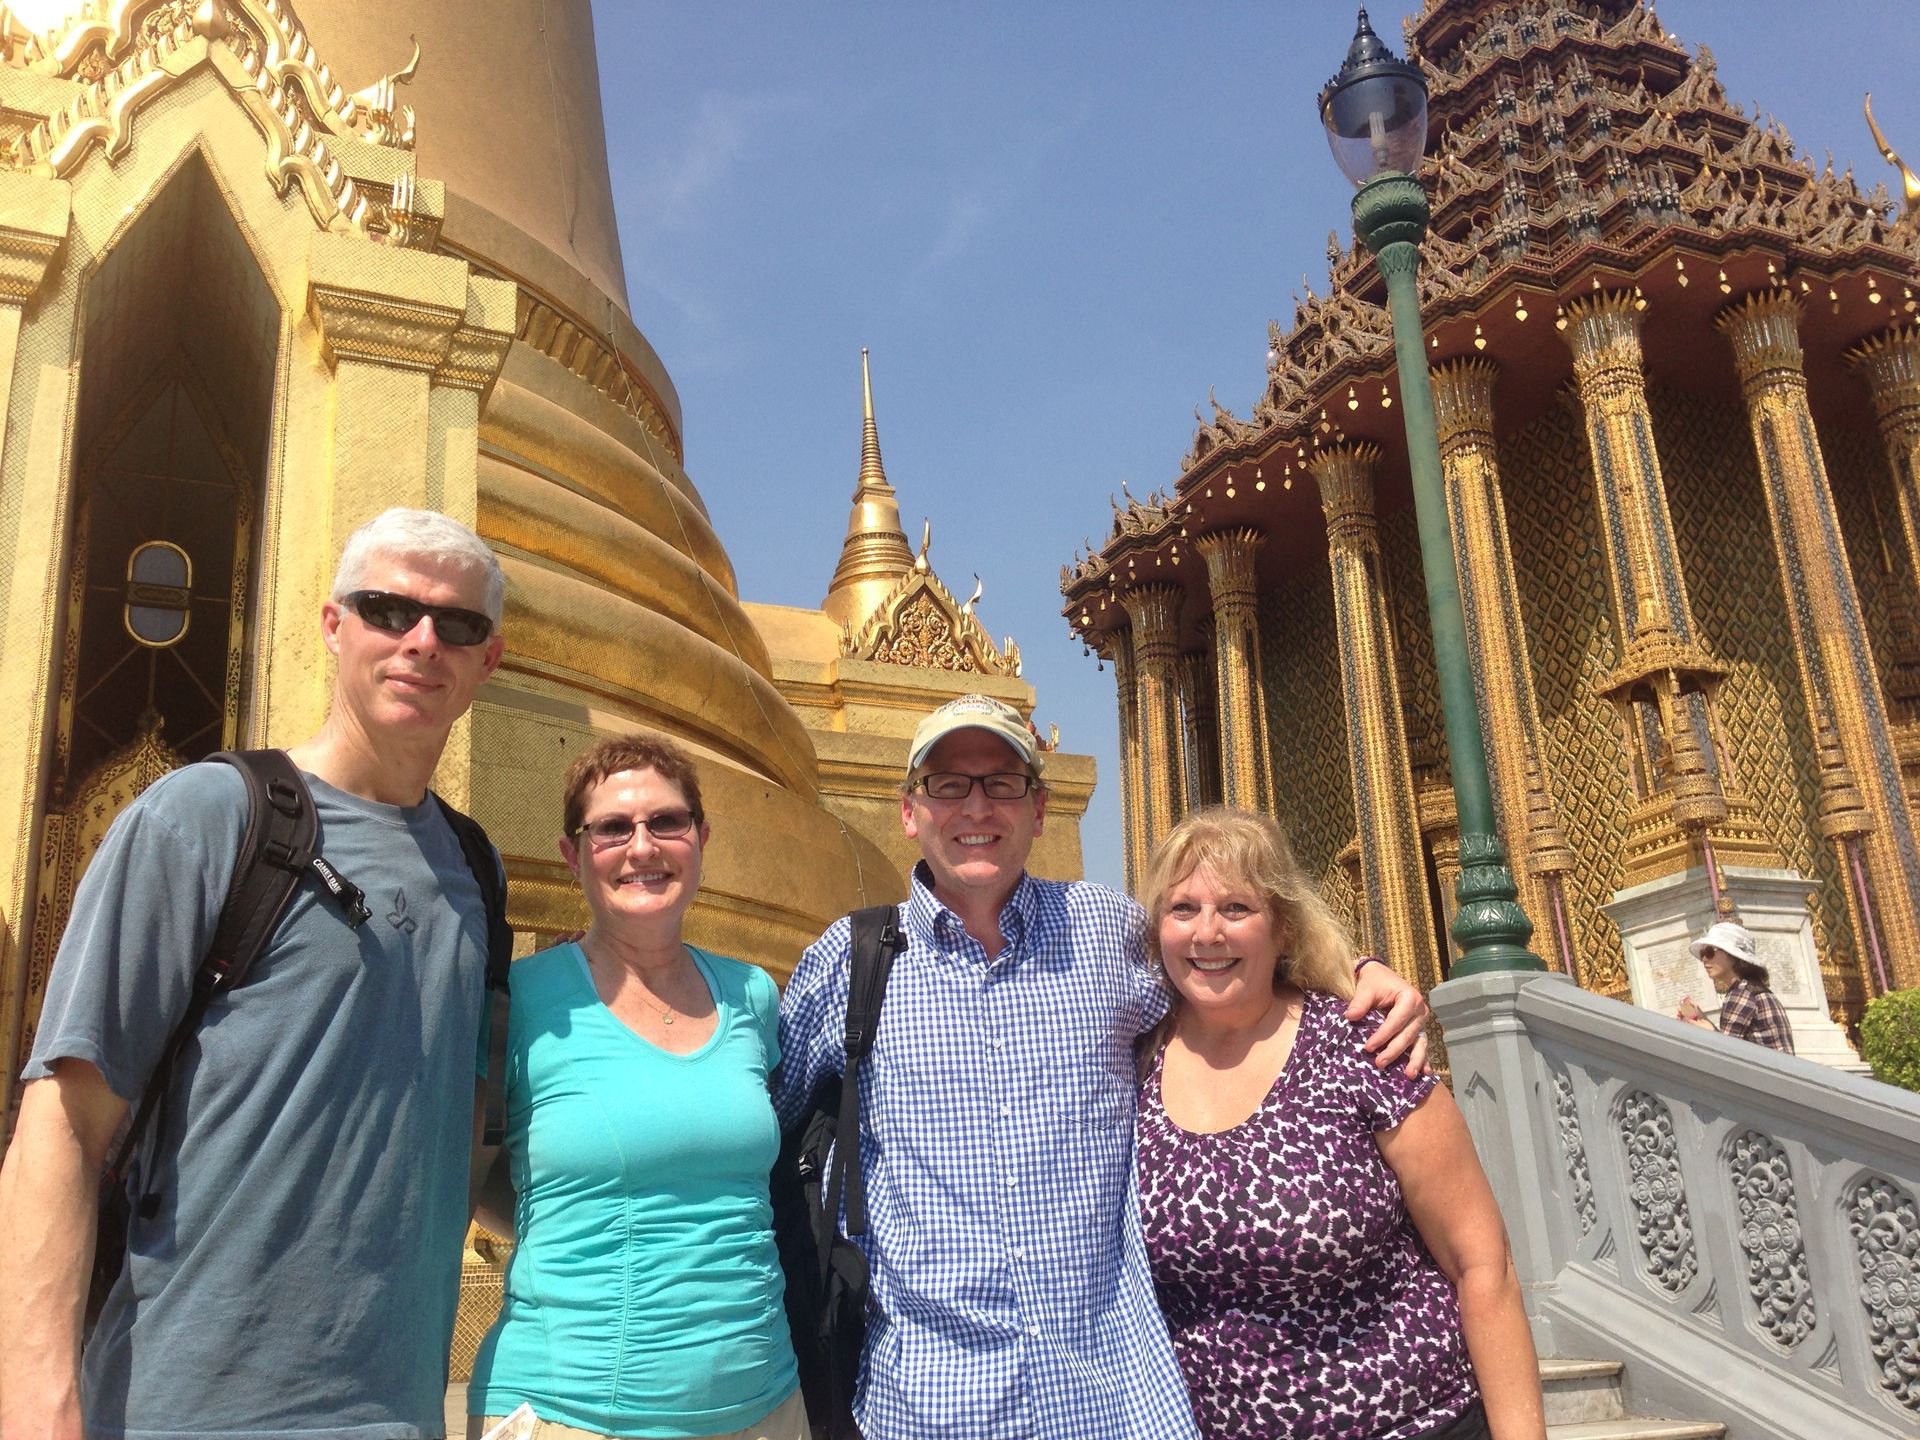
[
  {"left": 1062, "top": 0, "right": 1920, "bottom": 1064},
  {"left": 747, "top": 348, "right": 1094, "bottom": 887},
  {"left": 0, "top": 0, "right": 1093, "bottom": 1167}
]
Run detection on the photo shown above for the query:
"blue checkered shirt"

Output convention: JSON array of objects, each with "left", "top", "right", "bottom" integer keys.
[{"left": 775, "top": 865, "right": 1199, "bottom": 1440}]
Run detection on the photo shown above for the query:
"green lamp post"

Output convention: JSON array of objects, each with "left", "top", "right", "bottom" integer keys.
[{"left": 1319, "top": 9, "right": 1544, "bottom": 977}]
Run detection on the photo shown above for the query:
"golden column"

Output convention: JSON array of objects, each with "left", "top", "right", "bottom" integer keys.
[
  {"left": 306, "top": 235, "right": 517, "bottom": 805},
  {"left": 1179, "top": 638, "right": 1221, "bottom": 810},
  {"left": 1562, "top": 292, "right": 1778, "bottom": 893},
  {"left": 1431, "top": 359, "right": 1578, "bottom": 972},
  {"left": 1308, "top": 444, "right": 1442, "bottom": 991},
  {"left": 1723, "top": 292, "right": 1920, "bottom": 990},
  {"left": 1103, "top": 629, "right": 1148, "bottom": 892},
  {"left": 0, "top": 172, "right": 69, "bottom": 1120},
  {"left": 307, "top": 236, "right": 469, "bottom": 520},
  {"left": 1848, "top": 323, "right": 1920, "bottom": 821},
  {"left": 1121, "top": 585, "right": 1185, "bottom": 858},
  {"left": 1196, "top": 528, "right": 1274, "bottom": 813}
]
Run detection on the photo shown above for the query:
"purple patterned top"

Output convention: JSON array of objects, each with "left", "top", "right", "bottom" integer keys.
[{"left": 1137, "top": 991, "right": 1478, "bottom": 1440}]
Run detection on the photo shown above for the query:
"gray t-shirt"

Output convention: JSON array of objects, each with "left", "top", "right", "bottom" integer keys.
[{"left": 27, "top": 762, "right": 492, "bottom": 1440}]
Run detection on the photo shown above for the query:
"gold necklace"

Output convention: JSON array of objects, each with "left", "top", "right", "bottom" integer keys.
[{"left": 584, "top": 939, "right": 677, "bottom": 1025}]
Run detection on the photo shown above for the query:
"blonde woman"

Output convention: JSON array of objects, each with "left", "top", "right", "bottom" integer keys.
[{"left": 1135, "top": 807, "right": 1544, "bottom": 1440}]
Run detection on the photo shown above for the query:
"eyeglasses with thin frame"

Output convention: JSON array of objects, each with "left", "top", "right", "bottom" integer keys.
[
  {"left": 569, "top": 810, "right": 700, "bottom": 849},
  {"left": 912, "top": 772, "right": 1038, "bottom": 802},
  {"left": 342, "top": 589, "right": 494, "bottom": 647}
]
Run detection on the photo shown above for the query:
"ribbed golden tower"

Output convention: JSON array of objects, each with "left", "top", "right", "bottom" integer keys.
[{"left": 0, "top": 0, "right": 900, "bottom": 1148}]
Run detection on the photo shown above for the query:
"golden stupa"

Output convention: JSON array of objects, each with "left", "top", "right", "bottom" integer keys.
[{"left": 0, "top": 0, "right": 1092, "bottom": 1146}]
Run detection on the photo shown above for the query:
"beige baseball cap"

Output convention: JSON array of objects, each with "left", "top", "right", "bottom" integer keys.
[{"left": 907, "top": 694, "right": 1044, "bottom": 776}]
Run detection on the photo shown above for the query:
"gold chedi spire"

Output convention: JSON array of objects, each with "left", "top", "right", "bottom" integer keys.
[{"left": 823, "top": 348, "right": 916, "bottom": 630}]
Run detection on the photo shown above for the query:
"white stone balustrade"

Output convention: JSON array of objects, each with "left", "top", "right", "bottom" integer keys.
[{"left": 1434, "top": 971, "right": 1920, "bottom": 1440}]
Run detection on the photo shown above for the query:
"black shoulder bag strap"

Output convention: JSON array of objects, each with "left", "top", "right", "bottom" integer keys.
[
  {"left": 433, "top": 795, "right": 513, "bottom": 1156},
  {"left": 107, "top": 750, "right": 344, "bottom": 1205},
  {"left": 825, "top": 904, "right": 906, "bottom": 1242}
]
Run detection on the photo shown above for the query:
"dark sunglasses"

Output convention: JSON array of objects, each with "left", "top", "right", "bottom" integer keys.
[
  {"left": 342, "top": 590, "right": 494, "bottom": 646},
  {"left": 1699, "top": 946, "right": 1719, "bottom": 959},
  {"left": 569, "top": 810, "right": 700, "bottom": 849}
]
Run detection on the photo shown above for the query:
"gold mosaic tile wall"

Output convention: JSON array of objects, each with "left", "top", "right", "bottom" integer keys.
[
  {"left": 1822, "top": 415, "right": 1906, "bottom": 714},
  {"left": 1820, "top": 410, "right": 1907, "bottom": 1014},
  {"left": 1488, "top": 402, "right": 1635, "bottom": 996},
  {"left": 1243, "top": 390, "right": 1899, "bottom": 1022},
  {"left": 1650, "top": 388, "right": 1864, "bottom": 1018},
  {"left": 1258, "top": 549, "right": 1360, "bottom": 930},
  {"left": 1379, "top": 507, "right": 1449, "bottom": 782}
]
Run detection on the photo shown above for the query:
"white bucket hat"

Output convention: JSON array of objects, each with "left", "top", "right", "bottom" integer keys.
[{"left": 1688, "top": 920, "right": 1758, "bottom": 966}]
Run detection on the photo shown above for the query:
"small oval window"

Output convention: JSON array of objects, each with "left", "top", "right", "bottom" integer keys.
[{"left": 124, "top": 540, "right": 192, "bottom": 648}]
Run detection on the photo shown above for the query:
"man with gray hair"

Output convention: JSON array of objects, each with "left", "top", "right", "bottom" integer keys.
[{"left": 0, "top": 508, "right": 507, "bottom": 1440}]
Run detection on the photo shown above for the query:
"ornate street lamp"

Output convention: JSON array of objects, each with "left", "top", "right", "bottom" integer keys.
[{"left": 1320, "top": 10, "right": 1544, "bottom": 977}]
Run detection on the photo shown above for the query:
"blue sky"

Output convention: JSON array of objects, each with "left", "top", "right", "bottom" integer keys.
[{"left": 590, "top": 2, "right": 1920, "bottom": 891}]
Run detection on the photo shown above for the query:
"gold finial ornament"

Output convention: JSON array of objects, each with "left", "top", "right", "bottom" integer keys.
[
  {"left": 822, "top": 348, "right": 916, "bottom": 630},
  {"left": 1865, "top": 93, "right": 1920, "bottom": 216}
]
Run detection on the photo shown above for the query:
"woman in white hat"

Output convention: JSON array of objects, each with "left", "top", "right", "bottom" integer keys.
[{"left": 1676, "top": 921, "right": 1794, "bottom": 1053}]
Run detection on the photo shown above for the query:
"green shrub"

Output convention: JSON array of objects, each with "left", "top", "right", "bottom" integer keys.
[{"left": 1861, "top": 989, "right": 1920, "bottom": 1092}]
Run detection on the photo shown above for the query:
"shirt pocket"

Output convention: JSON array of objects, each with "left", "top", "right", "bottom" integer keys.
[{"left": 1071, "top": 1062, "right": 1135, "bottom": 1132}]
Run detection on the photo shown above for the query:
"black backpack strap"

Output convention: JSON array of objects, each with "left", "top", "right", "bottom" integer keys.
[
  {"left": 433, "top": 795, "right": 513, "bottom": 1151},
  {"left": 827, "top": 904, "right": 906, "bottom": 1239},
  {"left": 109, "top": 750, "right": 318, "bottom": 1192}
]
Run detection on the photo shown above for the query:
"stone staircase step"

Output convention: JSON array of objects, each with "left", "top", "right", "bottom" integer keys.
[
  {"left": 1541, "top": 1356, "right": 1625, "bottom": 1424},
  {"left": 1539, "top": 1357, "right": 1724, "bottom": 1439},
  {"left": 1545, "top": 1420, "right": 1725, "bottom": 1440}
]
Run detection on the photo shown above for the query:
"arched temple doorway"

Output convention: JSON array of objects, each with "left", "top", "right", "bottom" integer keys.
[{"left": 20, "top": 152, "right": 279, "bottom": 1092}]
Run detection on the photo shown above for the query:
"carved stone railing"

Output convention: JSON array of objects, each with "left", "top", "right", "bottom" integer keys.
[{"left": 1434, "top": 972, "right": 1920, "bottom": 1439}]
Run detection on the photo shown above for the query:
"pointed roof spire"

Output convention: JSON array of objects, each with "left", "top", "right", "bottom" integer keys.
[
  {"left": 859, "top": 346, "right": 888, "bottom": 489},
  {"left": 823, "top": 348, "right": 916, "bottom": 631}
]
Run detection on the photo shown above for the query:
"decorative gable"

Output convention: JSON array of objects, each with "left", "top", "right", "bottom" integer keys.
[
  {"left": 843, "top": 567, "right": 1021, "bottom": 677},
  {"left": 5, "top": 0, "right": 431, "bottom": 245}
]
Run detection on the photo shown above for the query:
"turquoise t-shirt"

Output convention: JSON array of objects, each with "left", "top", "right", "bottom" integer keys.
[{"left": 468, "top": 942, "right": 799, "bottom": 1437}]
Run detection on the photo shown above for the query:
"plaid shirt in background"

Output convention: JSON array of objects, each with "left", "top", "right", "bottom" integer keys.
[
  {"left": 774, "top": 865, "right": 1199, "bottom": 1440},
  {"left": 1715, "top": 978, "right": 1795, "bottom": 1053}
]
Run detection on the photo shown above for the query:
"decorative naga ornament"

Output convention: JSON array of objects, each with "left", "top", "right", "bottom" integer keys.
[{"left": 1865, "top": 93, "right": 1920, "bottom": 218}]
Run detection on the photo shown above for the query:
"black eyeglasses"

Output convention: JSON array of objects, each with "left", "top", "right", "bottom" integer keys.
[
  {"left": 1699, "top": 947, "right": 1719, "bottom": 959},
  {"left": 342, "top": 590, "right": 494, "bottom": 647},
  {"left": 913, "top": 772, "right": 1038, "bottom": 801},
  {"left": 569, "top": 810, "right": 700, "bottom": 849}
]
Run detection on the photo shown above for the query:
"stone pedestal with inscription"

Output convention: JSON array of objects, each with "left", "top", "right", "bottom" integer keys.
[{"left": 1603, "top": 866, "right": 1862, "bottom": 1071}]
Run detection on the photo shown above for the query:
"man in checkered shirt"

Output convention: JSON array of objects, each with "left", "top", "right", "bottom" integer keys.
[{"left": 775, "top": 694, "right": 1432, "bottom": 1438}]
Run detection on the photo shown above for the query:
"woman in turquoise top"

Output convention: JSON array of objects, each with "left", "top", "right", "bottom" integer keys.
[{"left": 468, "top": 735, "right": 807, "bottom": 1440}]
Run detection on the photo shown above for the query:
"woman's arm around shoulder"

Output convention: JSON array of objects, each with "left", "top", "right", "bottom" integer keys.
[{"left": 1377, "top": 1085, "right": 1546, "bottom": 1440}]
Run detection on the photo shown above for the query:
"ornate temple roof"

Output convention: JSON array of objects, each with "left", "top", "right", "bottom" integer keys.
[
  {"left": 1061, "top": 0, "right": 1920, "bottom": 647},
  {"left": 0, "top": 0, "right": 684, "bottom": 457},
  {"left": 821, "top": 350, "right": 1023, "bottom": 678}
]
